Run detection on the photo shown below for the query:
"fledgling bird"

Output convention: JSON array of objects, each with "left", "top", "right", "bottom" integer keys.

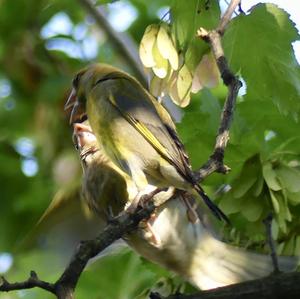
[
  {"left": 73, "top": 123, "right": 298, "bottom": 290},
  {"left": 72, "top": 120, "right": 129, "bottom": 219},
  {"left": 66, "top": 63, "right": 228, "bottom": 223}
]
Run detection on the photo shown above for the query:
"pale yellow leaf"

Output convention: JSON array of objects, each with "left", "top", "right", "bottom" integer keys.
[
  {"left": 175, "top": 64, "right": 192, "bottom": 107},
  {"left": 156, "top": 24, "right": 179, "bottom": 70},
  {"left": 152, "top": 41, "right": 168, "bottom": 78},
  {"left": 169, "top": 77, "right": 181, "bottom": 106},
  {"left": 139, "top": 24, "right": 159, "bottom": 68},
  {"left": 270, "top": 190, "right": 280, "bottom": 214},
  {"left": 191, "top": 52, "right": 220, "bottom": 93},
  {"left": 150, "top": 66, "right": 173, "bottom": 97},
  {"left": 150, "top": 76, "right": 166, "bottom": 97}
]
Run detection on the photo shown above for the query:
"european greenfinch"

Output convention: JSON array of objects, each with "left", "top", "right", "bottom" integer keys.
[
  {"left": 73, "top": 120, "right": 129, "bottom": 218},
  {"left": 66, "top": 63, "right": 228, "bottom": 223},
  {"left": 74, "top": 122, "right": 298, "bottom": 290}
]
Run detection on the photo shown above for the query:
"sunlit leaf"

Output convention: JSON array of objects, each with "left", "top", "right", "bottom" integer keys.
[
  {"left": 224, "top": 4, "right": 300, "bottom": 117},
  {"left": 172, "top": 64, "right": 192, "bottom": 107},
  {"left": 191, "top": 52, "right": 220, "bottom": 93},
  {"left": 287, "top": 191, "right": 300, "bottom": 206},
  {"left": 252, "top": 173, "right": 264, "bottom": 197},
  {"left": 139, "top": 24, "right": 159, "bottom": 68},
  {"left": 270, "top": 190, "right": 280, "bottom": 214},
  {"left": 152, "top": 41, "right": 169, "bottom": 78},
  {"left": 156, "top": 23, "right": 178, "bottom": 70},
  {"left": 241, "top": 197, "right": 263, "bottom": 222},
  {"left": 262, "top": 163, "right": 281, "bottom": 191},
  {"left": 275, "top": 164, "right": 300, "bottom": 193}
]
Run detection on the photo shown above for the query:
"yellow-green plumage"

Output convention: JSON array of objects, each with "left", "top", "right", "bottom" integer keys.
[
  {"left": 69, "top": 63, "right": 228, "bottom": 222},
  {"left": 73, "top": 121, "right": 128, "bottom": 218},
  {"left": 73, "top": 124, "right": 298, "bottom": 290}
]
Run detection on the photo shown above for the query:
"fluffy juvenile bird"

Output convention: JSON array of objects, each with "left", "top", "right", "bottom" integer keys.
[
  {"left": 66, "top": 63, "right": 228, "bottom": 223},
  {"left": 73, "top": 123, "right": 298, "bottom": 290},
  {"left": 73, "top": 120, "right": 129, "bottom": 218}
]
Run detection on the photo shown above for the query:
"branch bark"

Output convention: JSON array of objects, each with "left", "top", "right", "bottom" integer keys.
[
  {"left": 77, "top": 0, "right": 148, "bottom": 87},
  {"left": 194, "top": 0, "right": 242, "bottom": 182},
  {"left": 2, "top": 2, "right": 290, "bottom": 299},
  {"left": 0, "top": 271, "right": 55, "bottom": 294},
  {"left": 0, "top": 202, "right": 158, "bottom": 298},
  {"left": 0, "top": 188, "right": 170, "bottom": 298},
  {"left": 157, "top": 272, "right": 300, "bottom": 299}
]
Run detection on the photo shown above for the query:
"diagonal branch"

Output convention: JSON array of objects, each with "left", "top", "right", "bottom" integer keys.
[
  {"left": 194, "top": 0, "right": 242, "bottom": 182},
  {"left": 77, "top": 0, "right": 147, "bottom": 87},
  {"left": 0, "top": 271, "right": 55, "bottom": 294},
  {"left": 0, "top": 190, "right": 168, "bottom": 299},
  {"left": 158, "top": 271, "right": 300, "bottom": 299},
  {"left": 218, "top": 0, "right": 241, "bottom": 34},
  {"left": 54, "top": 200, "right": 158, "bottom": 299}
]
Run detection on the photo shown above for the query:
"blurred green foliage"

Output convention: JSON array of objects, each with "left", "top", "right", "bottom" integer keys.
[{"left": 0, "top": 0, "right": 299, "bottom": 298}]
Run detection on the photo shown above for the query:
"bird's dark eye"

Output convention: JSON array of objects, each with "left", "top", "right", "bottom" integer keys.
[{"left": 72, "top": 73, "right": 81, "bottom": 88}]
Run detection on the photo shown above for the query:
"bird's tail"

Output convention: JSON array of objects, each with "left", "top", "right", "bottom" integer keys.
[
  {"left": 193, "top": 184, "right": 230, "bottom": 224},
  {"left": 126, "top": 196, "right": 298, "bottom": 290},
  {"left": 188, "top": 233, "right": 298, "bottom": 290}
]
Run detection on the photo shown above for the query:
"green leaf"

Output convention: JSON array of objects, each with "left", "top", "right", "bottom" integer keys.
[
  {"left": 224, "top": 4, "right": 300, "bottom": 117},
  {"left": 282, "top": 236, "right": 295, "bottom": 256},
  {"left": 274, "top": 192, "right": 292, "bottom": 233},
  {"left": 252, "top": 173, "right": 264, "bottom": 197},
  {"left": 178, "top": 90, "right": 221, "bottom": 167},
  {"left": 232, "top": 155, "right": 260, "bottom": 198},
  {"left": 270, "top": 190, "right": 280, "bottom": 214},
  {"left": 241, "top": 196, "right": 263, "bottom": 222},
  {"left": 294, "top": 236, "right": 300, "bottom": 255},
  {"left": 219, "top": 192, "right": 244, "bottom": 215},
  {"left": 262, "top": 163, "right": 281, "bottom": 191},
  {"left": 287, "top": 191, "right": 300, "bottom": 206},
  {"left": 77, "top": 250, "right": 159, "bottom": 299},
  {"left": 275, "top": 164, "right": 300, "bottom": 193},
  {"left": 233, "top": 176, "right": 257, "bottom": 198},
  {"left": 172, "top": 0, "right": 220, "bottom": 69}
]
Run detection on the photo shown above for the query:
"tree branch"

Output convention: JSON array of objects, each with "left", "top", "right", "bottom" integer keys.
[
  {"left": 77, "top": 0, "right": 148, "bottom": 87},
  {"left": 0, "top": 189, "right": 170, "bottom": 298},
  {"left": 263, "top": 213, "right": 280, "bottom": 273},
  {"left": 194, "top": 0, "right": 242, "bottom": 182},
  {"left": 218, "top": 0, "right": 241, "bottom": 34},
  {"left": 0, "top": 200, "right": 160, "bottom": 298},
  {"left": 156, "top": 271, "right": 300, "bottom": 299},
  {"left": 0, "top": 271, "right": 55, "bottom": 294}
]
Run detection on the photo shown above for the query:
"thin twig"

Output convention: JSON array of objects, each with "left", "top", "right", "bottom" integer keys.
[
  {"left": 77, "top": 0, "right": 147, "bottom": 87},
  {"left": 263, "top": 213, "right": 280, "bottom": 273},
  {"left": 0, "top": 192, "right": 169, "bottom": 299},
  {"left": 0, "top": 271, "right": 55, "bottom": 294},
  {"left": 194, "top": 0, "right": 242, "bottom": 182},
  {"left": 218, "top": 0, "right": 241, "bottom": 34}
]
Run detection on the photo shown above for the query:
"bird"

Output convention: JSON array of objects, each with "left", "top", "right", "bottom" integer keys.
[
  {"left": 73, "top": 121, "right": 298, "bottom": 290},
  {"left": 65, "top": 63, "right": 229, "bottom": 223},
  {"left": 72, "top": 120, "right": 129, "bottom": 219}
]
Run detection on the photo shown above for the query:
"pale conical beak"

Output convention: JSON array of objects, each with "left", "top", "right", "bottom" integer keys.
[
  {"left": 65, "top": 88, "right": 77, "bottom": 110},
  {"left": 69, "top": 101, "right": 86, "bottom": 124}
]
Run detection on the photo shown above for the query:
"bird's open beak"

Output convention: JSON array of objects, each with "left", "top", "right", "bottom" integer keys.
[
  {"left": 65, "top": 87, "right": 77, "bottom": 110},
  {"left": 65, "top": 88, "right": 86, "bottom": 124},
  {"left": 73, "top": 122, "right": 96, "bottom": 150},
  {"left": 69, "top": 102, "right": 86, "bottom": 124}
]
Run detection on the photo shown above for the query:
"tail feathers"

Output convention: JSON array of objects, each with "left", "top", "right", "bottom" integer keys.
[
  {"left": 194, "top": 184, "right": 230, "bottom": 224},
  {"left": 189, "top": 235, "right": 298, "bottom": 290}
]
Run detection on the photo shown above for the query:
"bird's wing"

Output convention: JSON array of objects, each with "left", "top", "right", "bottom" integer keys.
[
  {"left": 100, "top": 77, "right": 193, "bottom": 182},
  {"left": 94, "top": 76, "right": 229, "bottom": 223}
]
